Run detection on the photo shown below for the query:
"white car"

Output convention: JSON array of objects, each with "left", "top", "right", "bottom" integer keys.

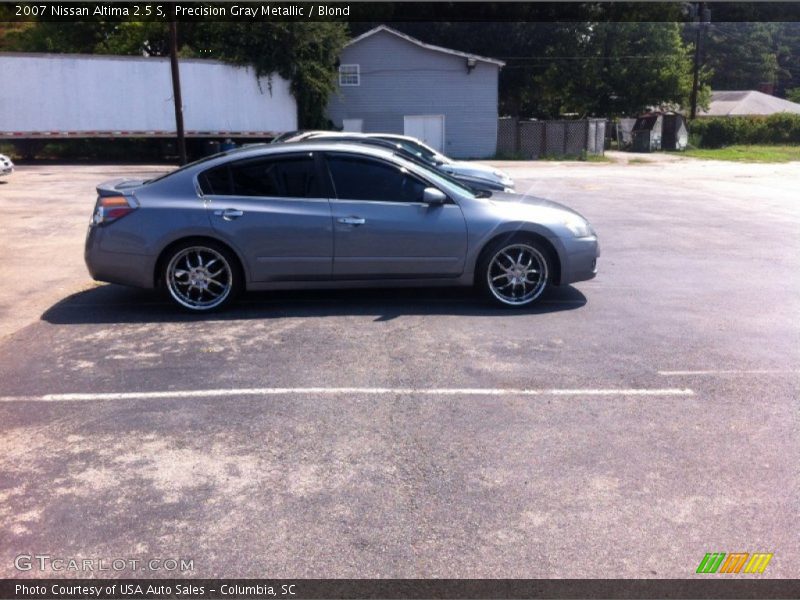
[
  {"left": 0, "top": 154, "right": 14, "bottom": 177},
  {"left": 367, "top": 134, "right": 515, "bottom": 192},
  {"left": 280, "top": 131, "right": 515, "bottom": 192}
]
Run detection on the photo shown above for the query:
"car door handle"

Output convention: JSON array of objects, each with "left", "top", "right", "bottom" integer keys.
[
  {"left": 338, "top": 217, "right": 366, "bottom": 226},
  {"left": 214, "top": 209, "right": 244, "bottom": 221}
]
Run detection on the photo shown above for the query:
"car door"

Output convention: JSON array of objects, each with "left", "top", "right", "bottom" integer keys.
[
  {"left": 324, "top": 152, "right": 467, "bottom": 279},
  {"left": 201, "top": 152, "right": 333, "bottom": 282}
]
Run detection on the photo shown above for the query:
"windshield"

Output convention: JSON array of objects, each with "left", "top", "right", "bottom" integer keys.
[
  {"left": 374, "top": 136, "right": 450, "bottom": 164},
  {"left": 393, "top": 152, "right": 483, "bottom": 198},
  {"left": 145, "top": 144, "right": 271, "bottom": 184},
  {"left": 145, "top": 152, "right": 232, "bottom": 184},
  {"left": 395, "top": 140, "right": 439, "bottom": 163}
]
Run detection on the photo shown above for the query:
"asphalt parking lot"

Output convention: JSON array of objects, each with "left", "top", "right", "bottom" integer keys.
[{"left": 0, "top": 156, "right": 798, "bottom": 578}]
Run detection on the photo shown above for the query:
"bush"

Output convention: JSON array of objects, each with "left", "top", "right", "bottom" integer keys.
[{"left": 690, "top": 114, "right": 800, "bottom": 148}]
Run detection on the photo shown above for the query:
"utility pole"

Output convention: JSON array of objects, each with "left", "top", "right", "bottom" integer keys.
[
  {"left": 169, "top": 14, "right": 187, "bottom": 165},
  {"left": 689, "top": 2, "right": 711, "bottom": 120}
]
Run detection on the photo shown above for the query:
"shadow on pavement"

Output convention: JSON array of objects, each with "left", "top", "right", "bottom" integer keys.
[{"left": 42, "top": 283, "right": 587, "bottom": 325}]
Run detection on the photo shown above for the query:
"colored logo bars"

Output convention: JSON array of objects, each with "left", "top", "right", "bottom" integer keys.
[{"left": 696, "top": 552, "right": 773, "bottom": 574}]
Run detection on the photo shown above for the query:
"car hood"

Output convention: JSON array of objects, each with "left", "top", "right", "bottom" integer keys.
[
  {"left": 441, "top": 161, "right": 512, "bottom": 184},
  {"left": 486, "top": 191, "right": 588, "bottom": 221}
]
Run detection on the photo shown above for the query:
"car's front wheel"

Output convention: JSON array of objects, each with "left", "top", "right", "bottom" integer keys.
[
  {"left": 163, "top": 241, "right": 241, "bottom": 312},
  {"left": 478, "top": 237, "right": 552, "bottom": 307}
]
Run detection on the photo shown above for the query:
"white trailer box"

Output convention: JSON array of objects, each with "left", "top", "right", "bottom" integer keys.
[{"left": 0, "top": 53, "right": 297, "bottom": 139}]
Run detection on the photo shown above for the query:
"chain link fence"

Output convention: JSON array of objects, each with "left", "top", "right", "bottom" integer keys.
[{"left": 497, "top": 117, "right": 607, "bottom": 158}]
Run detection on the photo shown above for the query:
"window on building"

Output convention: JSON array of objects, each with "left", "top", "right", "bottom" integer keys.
[{"left": 339, "top": 64, "right": 360, "bottom": 86}]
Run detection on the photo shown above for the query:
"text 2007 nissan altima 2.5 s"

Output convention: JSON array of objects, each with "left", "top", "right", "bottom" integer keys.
[{"left": 85, "top": 142, "right": 599, "bottom": 312}]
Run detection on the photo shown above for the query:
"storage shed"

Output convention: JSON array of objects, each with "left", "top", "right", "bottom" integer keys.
[
  {"left": 661, "top": 113, "right": 688, "bottom": 151},
  {"left": 327, "top": 26, "right": 505, "bottom": 158},
  {"left": 631, "top": 113, "right": 663, "bottom": 152}
]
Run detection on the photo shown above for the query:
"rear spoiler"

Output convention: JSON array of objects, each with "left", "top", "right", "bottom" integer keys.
[{"left": 96, "top": 178, "right": 147, "bottom": 197}]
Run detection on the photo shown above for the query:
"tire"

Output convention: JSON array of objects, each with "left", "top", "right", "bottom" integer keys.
[
  {"left": 477, "top": 235, "right": 552, "bottom": 307},
  {"left": 162, "top": 241, "right": 242, "bottom": 312}
]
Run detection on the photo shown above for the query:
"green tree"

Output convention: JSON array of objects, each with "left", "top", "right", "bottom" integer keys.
[
  {"left": 773, "top": 22, "right": 800, "bottom": 97},
  {"left": 535, "top": 22, "right": 696, "bottom": 117},
  {"left": 703, "top": 22, "right": 779, "bottom": 91},
  {"left": 9, "top": 21, "right": 119, "bottom": 53}
]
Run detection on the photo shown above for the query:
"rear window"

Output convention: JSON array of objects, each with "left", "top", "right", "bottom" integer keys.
[
  {"left": 199, "top": 153, "right": 320, "bottom": 198},
  {"left": 199, "top": 166, "right": 231, "bottom": 195}
]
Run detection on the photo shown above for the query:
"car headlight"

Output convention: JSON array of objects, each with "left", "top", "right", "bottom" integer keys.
[{"left": 563, "top": 215, "right": 594, "bottom": 238}]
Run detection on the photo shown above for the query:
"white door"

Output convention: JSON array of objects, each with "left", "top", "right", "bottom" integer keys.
[
  {"left": 342, "top": 119, "right": 363, "bottom": 132},
  {"left": 404, "top": 115, "right": 445, "bottom": 152}
]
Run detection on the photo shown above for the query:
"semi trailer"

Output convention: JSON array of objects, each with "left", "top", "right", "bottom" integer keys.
[{"left": 0, "top": 52, "right": 298, "bottom": 158}]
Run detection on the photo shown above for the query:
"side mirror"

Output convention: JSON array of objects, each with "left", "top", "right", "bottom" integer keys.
[{"left": 423, "top": 187, "right": 447, "bottom": 205}]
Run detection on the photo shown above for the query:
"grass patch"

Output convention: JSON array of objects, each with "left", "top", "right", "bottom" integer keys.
[
  {"left": 584, "top": 154, "right": 613, "bottom": 162},
  {"left": 492, "top": 151, "right": 528, "bottom": 160},
  {"left": 683, "top": 145, "right": 800, "bottom": 163},
  {"left": 492, "top": 151, "right": 611, "bottom": 162}
]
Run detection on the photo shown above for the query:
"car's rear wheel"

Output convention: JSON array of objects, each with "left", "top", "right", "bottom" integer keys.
[
  {"left": 478, "top": 237, "right": 551, "bottom": 307},
  {"left": 163, "top": 242, "right": 241, "bottom": 312}
]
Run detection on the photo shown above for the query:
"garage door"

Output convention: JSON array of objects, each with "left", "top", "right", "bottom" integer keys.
[
  {"left": 403, "top": 115, "right": 445, "bottom": 152},
  {"left": 342, "top": 119, "right": 363, "bottom": 132}
]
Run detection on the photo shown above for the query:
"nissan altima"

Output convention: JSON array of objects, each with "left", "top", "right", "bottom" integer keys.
[{"left": 85, "top": 143, "right": 598, "bottom": 312}]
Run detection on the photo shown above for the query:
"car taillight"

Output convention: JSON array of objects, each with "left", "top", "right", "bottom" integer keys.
[{"left": 92, "top": 195, "right": 136, "bottom": 226}]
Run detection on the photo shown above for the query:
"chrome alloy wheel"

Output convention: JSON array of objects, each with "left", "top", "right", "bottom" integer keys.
[
  {"left": 487, "top": 243, "right": 548, "bottom": 306},
  {"left": 166, "top": 246, "right": 233, "bottom": 311}
]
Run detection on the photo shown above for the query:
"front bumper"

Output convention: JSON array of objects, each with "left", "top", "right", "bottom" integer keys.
[{"left": 557, "top": 235, "right": 599, "bottom": 285}]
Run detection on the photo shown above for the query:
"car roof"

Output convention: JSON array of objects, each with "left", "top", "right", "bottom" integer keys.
[
  {"left": 202, "top": 141, "right": 401, "bottom": 167},
  {"left": 279, "top": 130, "right": 362, "bottom": 142},
  {"left": 297, "top": 135, "right": 399, "bottom": 148},
  {"left": 149, "top": 141, "right": 415, "bottom": 188},
  {"left": 365, "top": 133, "right": 418, "bottom": 143}
]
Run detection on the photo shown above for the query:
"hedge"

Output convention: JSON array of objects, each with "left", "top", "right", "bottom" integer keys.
[{"left": 690, "top": 114, "right": 800, "bottom": 148}]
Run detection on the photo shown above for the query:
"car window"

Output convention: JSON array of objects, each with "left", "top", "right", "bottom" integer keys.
[
  {"left": 148, "top": 152, "right": 232, "bottom": 186},
  {"left": 378, "top": 152, "right": 476, "bottom": 199},
  {"left": 231, "top": 155, "right": 320, "bottom": 198},
  {"left": 199, "top": 165, "right": 232, "bottom": 195},
  {"left": 200, "top": 154, "right": 320, "bottom": 198},
  {"left": 397, "top": 140, "right": 438, "bottom": 163},
  {"left": 326, "top": 154, "right": 427, "bottom": 203}
]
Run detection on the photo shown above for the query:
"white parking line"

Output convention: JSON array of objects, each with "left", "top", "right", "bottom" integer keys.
[
  {"left": 0, "top": 387, "right": 695, "bottom": 402},
  {"left": 658, "top": 369, "right": 800, "bottom": 376}
]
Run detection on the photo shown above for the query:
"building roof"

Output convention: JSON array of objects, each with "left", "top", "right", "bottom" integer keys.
[
  {"left": 699, "top": 90, "right": 800, "bottom": 117},
  {"left": 346, "top": 25, "right": 505, "bottom": 67}
]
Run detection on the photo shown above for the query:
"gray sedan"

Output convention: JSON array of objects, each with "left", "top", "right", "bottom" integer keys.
[{"left": 85, "top": 143, "right": 599, "bottom": 312}]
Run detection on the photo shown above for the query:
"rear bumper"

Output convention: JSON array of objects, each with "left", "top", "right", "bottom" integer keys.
[
  {"left": 558, "top": 235, "right": 599, "bottom": 284},
  {"left": 84, "top": 226, "right": 156, "bottom": 289}
]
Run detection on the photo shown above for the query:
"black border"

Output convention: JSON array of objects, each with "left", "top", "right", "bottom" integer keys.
[{"left": 2, "top": 579, "right": 800, "bottom": 600}]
